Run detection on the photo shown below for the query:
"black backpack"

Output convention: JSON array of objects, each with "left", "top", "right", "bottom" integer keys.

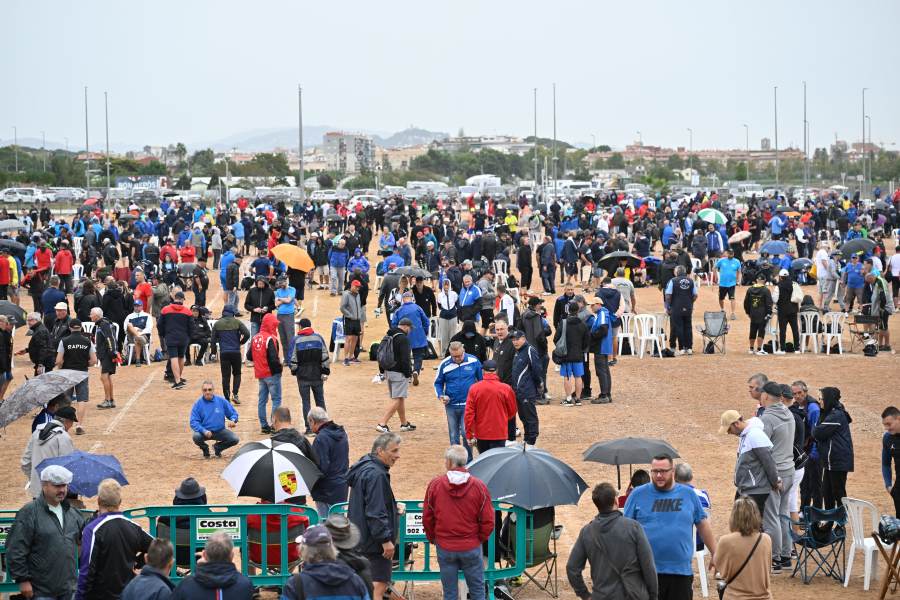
[{"left": 377, "top": 332, "right": 401, "bottom": 371}]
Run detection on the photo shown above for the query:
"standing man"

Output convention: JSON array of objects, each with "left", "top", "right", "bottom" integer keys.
[
  {"left": 157, "top": 291, "right": 194, "bottom": 390},
  {"left": 244, "top": 276, "right": 276, "bottom": 340},
  {"left": 192, "top": 256, "right": 210, "bottom": 308},
  {"left": 623, "top": 454, "right": 717, "bottom": 599},
  {"left": 91, "top": 307, "right": 119, "bottom": 410},
  {"left": 274, "top": 276, "right": 297, "bottom": 367},
  {"left": 56, "top": 320, "right": 95, "bottom": 435},
  {"left": 715, "top": 247, "right": 743, "bottom": 320},
  {"left": 815, "top": 241, "right": 832, "bottom": 310},
  {"left": 340, "top": 279, "right": 363, "bottom": 365},
  {"left": 376, "top": 318, "right": 417, "bottom": 433},
  {"left": 390, "top": 292, "right": 430, "bottom": 384},
  {"left": 132, "top": 269, "right": 152, "bottom": 314},
  {"left": 7, "top": 465, "right": 86, "bottom": 600},
  {"left": 465, "top": 360, "right": 517, "bottom": 454},
  {"left": 882, "top": 407, "right": 900, "bottom": 517},
  {"left": 251, "top": 313, "right": 283, "bottom": 435},
  {"left": 842, "top": 254, "right": 865, "bottom": 313},
  {"left": 42, "top": 276, "right": 67, "bottom": 328},
  {"left": 309, "top": 406, "right": 349, "bottom": 518},
  {"left": 665, "top": 265, "right": 698, "bottom": 355},
  {"left": 347, "top": 432, "right": 403, "bottom": 600},
  {"left": 290, "top": 318, "right": 330, "bottom": 432},
  {"left": 588, "top": 296, "right": 613, "bottom": 404},
  {"left": 510, "top": 328, "right": 543, "bottom": 446},
  {"left": 744, "top": 273, "right": 773, "bottom": 355},
  {"left": 434, "top": 341, "right": 483, "bottom": 463},
  {"left": 423, "top": 445, "right": 494, "bottom": 600},
  {"left": 21, "top": 405, "right": 78, "bottom": 497},
  {"left": 757, "top": 380, "right": 795, "bottom": 574},
  {"left": 540, "top": 234, "right": 557, "bottom": 295},
  {"left": 328, "top": 237, "right": 350, "bottom": 296},
  {"left": 210, "top": 304, "right": 251, "bottom": 404},
  {"left": 792, "top": 381, "right": 822, "bottom": 511},
  {"left": 25, "top": 311, "right": 56, "bottom": 375},
  {"left": 491, "top": 317, "right": 517, "bottom": 444},
  {"left": 189, "top": 381, "right": 239, "bottom": 459},
  {"left": 225, "top": 253, "right": 243, "bottom": 310}
]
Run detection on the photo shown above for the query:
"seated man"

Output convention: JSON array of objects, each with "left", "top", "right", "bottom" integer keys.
[
  {"left": 123, "top": 300, "right": 154, "bottom": 366},
  {"left": 189, "top": 381, "right": 239, "bottom": 459},
  {"left": 674, "top": 462, "right": 710, "bottom": 551}
]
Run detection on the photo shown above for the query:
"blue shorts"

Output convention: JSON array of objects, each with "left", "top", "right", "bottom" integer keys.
[
  {"left": 560, "top": 362, "right": 584, "bottom": 378},
  {"left": 168, "top": 345, "right": 187, "bottom": 359}
]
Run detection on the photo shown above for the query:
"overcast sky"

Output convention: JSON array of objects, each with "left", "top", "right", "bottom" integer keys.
[{"left": 4, "top": 0, "right": 897, "bottom": 153}]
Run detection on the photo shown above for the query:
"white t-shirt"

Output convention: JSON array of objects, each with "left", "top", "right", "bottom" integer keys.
[
  {"left": 815, "top": 249, "right": 829, "bottom": 276},
  {"left": 886, "top": 254, "right": 900, "bottom": 277},
  {"left": 871, "top": 255, "right": 884, "bottom": 272},
  {"left": 497, "top": 295, "right": 516, "bottom": 323}
]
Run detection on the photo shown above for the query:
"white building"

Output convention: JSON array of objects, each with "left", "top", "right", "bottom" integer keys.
[{"left": 324, "top": 132, "right": 374, "bottom": 174}]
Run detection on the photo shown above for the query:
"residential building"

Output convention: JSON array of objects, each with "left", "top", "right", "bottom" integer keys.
[
  {"left": 440, "top": 135, "right": 535, "bottom": 155},
  {"left": 375, "top": 147, "right": 429, "bottom": 170},
  {"left": 324, "top": 132, "right": 374, "bottom": 174}
]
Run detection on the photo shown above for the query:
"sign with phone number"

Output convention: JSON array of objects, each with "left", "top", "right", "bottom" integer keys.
[{"left": 405, "top": 512, "right": 423, "bottom": 536}]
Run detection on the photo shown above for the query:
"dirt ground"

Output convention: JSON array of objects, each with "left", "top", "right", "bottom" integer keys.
[{"left": 0, "top": 232, "right": 896, "bottom": 600}]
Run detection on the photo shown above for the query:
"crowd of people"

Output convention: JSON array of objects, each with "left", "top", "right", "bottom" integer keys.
[{"left": 2, "top": 186, "right": 896, "bottom": 600}]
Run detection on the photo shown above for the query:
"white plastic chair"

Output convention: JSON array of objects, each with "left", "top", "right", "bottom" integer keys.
[
  {"left": 822, "top": 312, "right": 846, "bottom": 354},
  {"left": 692, "top": 507, "right": 711, "bottom": 597},
  {"left": 690, "top": 258, "right": 703, "bottom": 285},
  {"left": 617, "top": 313, "right": 636, "bottom": 357},
  {"left": 331, "top": 318, "right": 345, "bottom": 363},
  {"left": 73, "top": 237, "right": 83, "bottom": 255},
  {"left": 654, "top": 312, "right": 669, "bottom": 349},
  {"left": 71, "top": 264, "right": 84, "bottom": 280},
  {"left": 124, "top": 337, "right": 151, "bottom": 365},
  {"left": 493, "top": 259, "right": 508, "bottom": 276},
  {"left": 634, "top": 314, "right": 662, "bottom": 359},
  {"left": 842, "top": 497, "right": 879, "bottom": 590},
  {"left": 428, "top": 317, "right": 441, "bottom": 356},
  {"left": 189, "top": 343, "right": 207, "bottom": 366},
  {"left": 799, "top": 312, "right": 820, "bottom": 353}
]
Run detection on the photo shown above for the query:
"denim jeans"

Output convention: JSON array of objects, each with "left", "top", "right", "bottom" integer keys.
[
  {"left": 298, "top": 379, "right": 326, "bottom": 426},
  {"left": 258, "top": 374, "right": 283, "bottom": 427},
  {"left": 228, "top": 290, "right": 240, "bottom": 310},
  {"left": 315, "top": 501, "right": 331, "bottom": 520},
  {"left": 276, "top": 314, "right": 295, "bottom": 365},
  {"left": 541, "top": 266, "right": 556, "bottom": 294},
  {"left": 250, "top": 320, "right": 260, "bottom": 341},
  {"left": 412, "top": 346, "right": 424, "bottom": 374},
  {"left": 192, "top": 428, "right": 239, "bottom": 456},
  {"left": 436, "top": 544, "right": 486, "bottom": 600},
  {"left": 445, "top": 405, "right": 472, "bottom": 462},
  {"left": 34, "top": 595, "right": 74, "bottom": 600}
]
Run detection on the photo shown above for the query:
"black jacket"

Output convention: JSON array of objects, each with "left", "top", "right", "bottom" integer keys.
[
  {"left": 384, "top": 327, "right": 411, "bottom": 377},
  {"left": 493, "top": 335, "right": 515, "bottom": 386},
  {"left": 517, "top": 243, "right": 533, "bottom": 271},
  {"left": 774, "top": 278, "right": 798, "bottom": 314},
  {"left": 27, "top": 321, "right": 56, "bottom": 367},
  {"left": 553, "top": 314, "right": 591, "bottom": 363},
  {"left": 101, "top": 288, "right": 129, "bottom": 328},
  {"left": 743, "top": 284, "right": 773, "bottom": 324},
  {"left": 190, "top": 316, "right": 212, "bottom": 342},
  {"left": 347, "top": 454, "right": 397, "bottom": 554},
  {"left": 170, "top": 561, "right": 255, "bottom": 600},
  {"left": 74, "top": 291, "right": 102, "bottom": 322},
  {"left": 520, "top": 308, "right": 551, "bottom": 356},
  {"left": 412, "top": 285, "right": 437, "bottom": 318},
  {"left": 553, "top": 293, "right": 576, "bottom": 330},
  {"left": 225, "top": 261, "right": 242, "bottom": 291},
  {"left": 446, "top": 320, "right": 488, "bottom": 362}
]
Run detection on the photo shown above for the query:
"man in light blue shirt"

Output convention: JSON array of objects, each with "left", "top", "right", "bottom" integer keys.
[
  {"left": 769, "top": 212, "right": 785, "bottom": 240},
  {"left": 274, "top": 277, "right": 297, "bottom": 366},
  {"left": 715, "top": 248, "right": 743, "bottom": 319}
]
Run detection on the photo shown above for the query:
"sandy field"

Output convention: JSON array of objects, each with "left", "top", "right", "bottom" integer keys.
[{"left": 0, "top": 232, "right": 896, "bottom": 600}]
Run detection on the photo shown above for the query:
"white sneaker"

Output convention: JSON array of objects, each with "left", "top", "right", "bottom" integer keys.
[
  {"left": 676, "top": 349, "right": 685, "bottom": 356},
  {"left": 773, "top": 350, "right": 786, "bottom": 355},
  {"left": 504, "top": 440, "right": 518, "bottom": 447},
  {"left": 524, "top": 443, "right": 537, "bottom": 450},
  {"left": 686, "top": 349, "right": 693, "bottom": 355},
  {"left": 748, "top": 348, "right": 755, "bottom": 355},
  {"left": 756, "top": 350, "right": 768, "bottom": 355},
  {"left": 527, "top": 290, "right": 534, "bottom": 294},
  {"left": 794, "top": 350, "right": 801, "bottom": 354},
  {"left": 730, "top": 312, "right": 737, "bottom": 320}
]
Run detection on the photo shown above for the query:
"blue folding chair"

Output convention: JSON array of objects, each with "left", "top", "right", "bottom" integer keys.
[{"left": 780, "top": 505, "right": 848, "bottom": 584}]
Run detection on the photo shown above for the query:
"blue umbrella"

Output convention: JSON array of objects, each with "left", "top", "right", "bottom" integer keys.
[
  {"left": 37, "top": 450, "right": 128, "bottom": 497},
  {"left": 758, "top": 240, "right": 788, "bottom": 255}
]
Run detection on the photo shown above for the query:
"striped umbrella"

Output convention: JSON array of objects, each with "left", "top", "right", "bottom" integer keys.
[
  {"left": 697, "top": 208, "right": 727, "bottom": 225},
  {"left": 220, "top": 439, "right": 321, "bottom": 503}
]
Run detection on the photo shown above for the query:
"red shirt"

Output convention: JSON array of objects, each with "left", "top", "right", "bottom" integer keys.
[
  {"left": 180, "top": 246, "right": 196, "bottom": 263},
  {"left": 464, "top": 373, "right": 518, "bottom": 441},
  {"left": 133, "top": 282, "right": 152, "bottom": 313},
  {"left": 161, "top": 245, "right": 178, "bottom": 264},
  {"left": 35, "top": 249, "right": 53, "bottom": 271},
  {"left": 54, "top": 249, "right": 74, "bottom": 275},
  {"left": 0, "top": 258, "right": 9, "bottom": 285}
]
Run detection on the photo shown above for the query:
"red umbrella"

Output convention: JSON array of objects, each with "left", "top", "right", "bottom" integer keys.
[{"left": 84, "top": 198, "right": 99, "bottom": 205}]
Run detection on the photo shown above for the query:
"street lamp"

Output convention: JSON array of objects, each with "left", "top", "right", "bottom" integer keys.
[
  {"left": 40, "top": 131, "right": 45, "bottom": 170},
  {"left": 63, "top": 137, "right": 68, "bottom": 156},
  {"left": 774, "top": 87, "right": 779, "bottom": 189},
  {"left": 637, "top": 131, "right": 642, "bottom": 165},
  {"left": 866, "top": 115, "right": 871, "bottom": 194},
  {"left": 591, "top": 134, "right": 595, "bottom": 150},
  {"left": 744, "top": 124, "right": 749, "bottom": 180},
  {"left": 10, "top": 126, "right": 16, "bottom": 173},
  {"left": 687, "top": 128, "right": 692, "bottom": 181},
  {"left": 862, "top": 88, "right": 867, "bottom": 199}
]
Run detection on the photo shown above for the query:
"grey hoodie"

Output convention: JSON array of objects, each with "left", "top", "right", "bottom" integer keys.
[
  {"left": 21, "top": 419, "right": 75, "bottom": 498},
  {"left": 734, "top": 418, "right": 780, "bottom": 496},
  {"left": 760, "top": 402, "right": 796, "bottom": 478},
  {"left": 566, "top": 511, "right": 658, "bottom": 600}
]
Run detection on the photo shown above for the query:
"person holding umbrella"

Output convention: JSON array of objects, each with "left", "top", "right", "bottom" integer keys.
[
  {"left": 189, "top": 381, "right": 239, "bottom": 459},
  {"left": 21, "top": 404, "right": 78, "bottom": 497}
]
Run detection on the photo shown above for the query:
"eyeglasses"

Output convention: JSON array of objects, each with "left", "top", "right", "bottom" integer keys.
[
  {"left": 650, "top": 468, "right": 673, "bottom": 476},
  {"left": 202, "top": 388, "right": 214, "bottom": 393}
]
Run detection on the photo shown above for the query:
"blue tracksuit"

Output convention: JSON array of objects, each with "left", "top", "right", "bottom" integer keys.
[{"left": 433, "top": 353, "right": 483, "bottom": 406}]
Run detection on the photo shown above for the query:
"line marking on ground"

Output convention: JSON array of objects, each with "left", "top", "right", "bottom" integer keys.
[
  {"left": 104, "top": 370, "right": 158, "bottom": 435},
  {"left": 89, "top": 441, "right": 102, "bottom": 452},
  {"left": 313, "top": 296, "right": 318, "bottom": 317}
]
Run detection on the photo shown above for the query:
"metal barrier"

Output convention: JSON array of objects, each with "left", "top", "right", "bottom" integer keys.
[{"left": 329, "top": 500, "right": 528, "bottom": 592}]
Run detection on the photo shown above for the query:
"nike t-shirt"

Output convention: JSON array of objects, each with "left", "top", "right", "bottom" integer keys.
[{"left": 623, "top": 482, "right": 706, "bottom": 575}]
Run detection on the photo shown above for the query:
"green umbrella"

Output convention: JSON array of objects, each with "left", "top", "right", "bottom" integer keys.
[{"left": 698, "top": 208, "right": 727, "bottom": 225}]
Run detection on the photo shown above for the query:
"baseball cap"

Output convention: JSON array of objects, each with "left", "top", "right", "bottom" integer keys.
[
  {"left": 398, "top": 317, "right": 416, "bottom": 328},
  {"left": 528, "top": 296, "right": 544, "bottom": 307},
  {"left": 756, "top": 381, "right": 782, "bottom": 396},
  {"left": 197, "top": 256, "right": 207, "bottom": 262},
  {"left": 55, "top": 406, "right": 79, "bottom": 423},
  {"left": 779, "top": 269, "right": 789, "bottom": 277},
  {"left": 511, "top": 330, "right": 526, "bottom": 338},
  {"left": 780, "top": 384, "right": 793, "bottom": 400},
  {"left": 68, "top": 319, "right": 82, "bottom": 330},
  {"left": 351, "top": 280, "right": 361, "bottom": 286},
  {"left": 174, "top": 291, "right": 185, "bottom": 299},
  {"left": 482, "top": 360, "right": 498, "bottom": 371},
  {"left": 134, "top": 300, "right": 143, "bottom": 305},
  {"left": 54, "top": 302, "right": 68, "bottom": 311},
  {"left": 298, "top": 524, "right": 333, "bottom": 547},
  {"left": 718, "top": 410, "right": 742, "bottom": 434},
  {"left": 401, "top": 291, "right": 413, "bottom": 299},
  {"left": 756, "top": 273, "right": 766, "bottom": 282},
  {"left": 727, "top": 247, "right": 735, "bottom": 253},
  {"left": 590, "top": 296, "right": 604, "bottom": 305},
  {"left": 462, "top": 259, "right": 472, "bottom": 266}
]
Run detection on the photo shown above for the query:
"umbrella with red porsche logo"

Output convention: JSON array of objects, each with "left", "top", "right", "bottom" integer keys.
[{"left": 220, "top": 439, "right": 321, "bottom": 503}]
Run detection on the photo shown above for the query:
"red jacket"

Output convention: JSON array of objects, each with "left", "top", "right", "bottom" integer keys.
[
  {"left": 247, "top": 501, "right": 309, "bottom": 565},
  {"left": 252, "top": 313, "right": 283, "bottom": 379},
  {"left": 161, "top": 245, "right": 178, "bottom": 264},
  {"left": 464, "top": 373, "right": 517, "bottom": 441},
  {"left": 0, "top": 258, "right": 9, "bottom": 285},
  {"left": 54, "top": 249, "right": 74, "bottom": 275},
  {"left": 179, "top": 245, "right": 196, "bottom": 263},
  {"left": 423, "top": 469, "right": 494, "bottom": 551},
  {"left": 35, "top": 248, "right": 53, "bottom": 271}
]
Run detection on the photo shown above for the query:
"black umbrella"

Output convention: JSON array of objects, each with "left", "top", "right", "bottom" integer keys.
[
  {"left": 325, "top": 215, "right": 344, "bottom": 222},
  {"left": 874, "top": 201, "right": 890, "bottom": 211},
  {"left": 761, "top": 199, "right": 780, "bottom": 208},
  {"left": 393, "top": 266, "right": 433, "bottom": 279},
  {"left": 504, "top": 204, "right": 519, "bottom": 212},
  {"left": 220, "top": 439, "right": 321, "bottom": 503},
  {"left": 583, "top": 437, "right": 680, "bottom": 488},
  {"left": 0, "top": 300, "right": 27, "bottom": 327},
  {"left": 0, "top": 239, "right": 26, "bottom": 252},
  {"left": 536, "top": 203, "right": 548, "bottom": 213},
  {"left": 790, "top": 258, "right": 814, "bottom": 272},
  {"left": 177, "top": 263, "right": 199, "bottom": 276},
  {"left": 0, "top": 370, "right": 91, "bottom": 429},
  {"left": 466, "top": 445, "right": 588, "bottom": 510},
  {"left": 840, "top": 238, "right": 876, "bottom": 260},
  {"left": 597, "top": 251, "right": 642, "bottom": 272},
  {"left": 118, "top": 214, "right": 139, "bottom": 221},
  {"left": 77, "top": 204, "right": 97, "bottom": 214}
]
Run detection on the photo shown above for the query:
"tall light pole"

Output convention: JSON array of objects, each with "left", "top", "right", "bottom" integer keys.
[
  {"left": 84, "top": 87, "right": 90, "bottom": 191},
  {"left": 866, "top": 115, "right": 871, "bottom": 194},
  {"left": 298, "top": 85, "right": 305, "bottom": 203},
  {"left": 637, "top": 131, "right": 642, "bottom": 165},
  {"left": 552, "top": 83, "right": 557, "bottom": 200},
  {"left": 744, "top": 125, "right": 749, "bottom": 180},
  {"left": 803, "top": 82, "right": 807, "bottom": 188},
  {"left": 105, "top": 92, "right": 110, "bottom": 191},
  {"left": 10, "top": 126, "right": 16, "bottom": 173},
  {"left": 687, "top": 128, "right": 692, "bottom": 182},
  {"left": 40, "top": 131, "right": 45, "bottom": 171},
  {"left": 862, "top": 88, "right": 867, "bottom": 199},
  {"left": 591, "top": 134, "right": 595, "bottom": 150},
  {"left": 774, "top": 87, "right": 779, "bottom": 189},
  {"left": 533, "top": 88, "right": 538, "bottom": 195}
]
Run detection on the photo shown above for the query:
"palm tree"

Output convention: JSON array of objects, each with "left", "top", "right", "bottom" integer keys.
[
  {"left": 639, "top": 175, "right": 671, "bottom": 197},
  {"left": 175, "top": 142, "right": 187, "bottom": 163}
]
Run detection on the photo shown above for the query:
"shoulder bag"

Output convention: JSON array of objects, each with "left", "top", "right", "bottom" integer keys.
[
  {"left": 716, "top": 533, "right": 762, "bottom": 600},
  {"left": 551, "top": 319, "right": 568, "bottom": 365},
  {"left": 589, "top": 522, "right": 645, "bottom": 600}
]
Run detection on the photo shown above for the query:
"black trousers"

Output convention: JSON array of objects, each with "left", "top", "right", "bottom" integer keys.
[
  {"left": 187, "top": 338, "right": 210, "bottom": 364},
  {"left": 194, "top": 289, "right": 207, "bottom": 308},
  {"left": 213, "top": 249, "right": 222, "bottom": 270},
  {"left": 777, "top": 312, "right": 800, "bottom": 349},
  {"left": 800, "top": 455, "right": 823, "bottom": 510},
  {"left": 822, "top": 469, "right": 848, "bottom": 511},
  {"left": 593, "top": 353, "right": 611, "bottom": 396},
  {"left": 219, "top": 352, "right": 242, "bottom": 397},
  {"left": 520, "top": 268, "right": 532, "bottom": 291},
  {"left": 517, "top": 398, "right": 539, "bottom": 445},
  {"left": 476, "top": 439, "right": 506, "bottom": 454},
  {"left": 891, "top": 485, "right": 900, "bottom": 518},
  {"left": 581, "top": 355, "right": 592, "bottom": 397},
  {"left": 657, "top": 574, "right": 693, "bottom": 600}
]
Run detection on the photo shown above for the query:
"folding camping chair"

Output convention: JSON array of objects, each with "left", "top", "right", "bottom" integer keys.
[
  {"left": 781, "top": 505, "right": 848, "bottom": 584},
  {"left": 849, "top": 313, "right": 880, "bottom": 354},
  {"left": 503, "top": 507, "right": 558, "bottom": 598},
  {"left": 696, "top": 311, "right": 728, "bottom": 354}
]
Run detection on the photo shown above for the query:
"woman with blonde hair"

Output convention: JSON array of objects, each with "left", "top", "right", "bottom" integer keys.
[{"left": 715, "top": 496, "right": 772, "bottom": 599}]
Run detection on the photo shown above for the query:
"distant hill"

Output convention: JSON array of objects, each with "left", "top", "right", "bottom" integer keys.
[
  {"left": 373, "top": 128, "right": 449, "bottom": 148},
  {"left": 188, "top": 126, "right": 448, "bottom": 153}
]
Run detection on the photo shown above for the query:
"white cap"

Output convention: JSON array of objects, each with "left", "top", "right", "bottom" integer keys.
[
  {"left": 779, "top": 269, "right": 790, "bottom": 277},
  {"left": 41, "top": 465, "right": 73, "bottom": 485}
]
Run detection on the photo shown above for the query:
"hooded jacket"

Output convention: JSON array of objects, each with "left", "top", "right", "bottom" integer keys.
[
  {"left": 244, "top": 279, "right": 276, "bottom": 325},
  {"left": 464, "top": 373, "right": 517, "bottom": 441},
  {"left": 251, "top": 313, "right": 283, "bottom": 379},
  {"left": 511, "top": 340, "right": 544, "bottom": 400},
  {"left": 100, "top": 287, "right": 129, "bottom": 328},
  {"left": 210, "top": 304, "right": 250, "bottom": 354},
  {"left": 311, "top": 421, "right": 350, "bottom": 505},
  {"left": 743, "top": 284, "right": 773, "bottom": 324},
  {"left": 289, "top": 327, "right": 330, "bottom": 381},
  {"left": 390, "top": 302, "right": 430, "bottom": 349},
  {"left": 170, "top": 561, "right": 255, "bottom": 600},
  {"left": 6, "top": 493, "right": 86, "bottom": 598},
  {"left": 553, "top": 314, "right": 591, "bottom": 363},
  {"left": 446, "top": 320, "right": 488, "bottom": 362},
  {"left": 434, "top": 353, "right": 483, "bottom": 406},
  {"left": 566, "top": 511, "right": 658, "bottom": 600},
  {"left": 521, "top": 308, "right": 551, "bottom": 356},
  {"left": 157, "top": 301, "right": 195, "bottom": 347},
  {"left": 423, "top": 468, "right": 494, "bottom": 551},
  {"left": 347, "top": 453, "right": 397, "bottom": 554},
  {"left": 772, "top": 277, "right": 798, "bottom": 314},
  {"left": 27, "top": 320, "right": 56, "bottom": 367},
  {"left": 759, "top": 402, "right": 796, "bottom": 478},
  {"left": 734, "top": 417, "right": 780, "bottom": 495},
  {"left": 21, "top": 418, "right": 75, "bottom": 498},
  {"left": 119, "top": 565, "right": 176, "bottom": 600},
  {"left": 340, "top": 289, "right": 363, "bottom": 321},
  {"left": 348, "top": 249, "right": 369, "bottom": 273},
  {"left": 812, "top": 387, "right": 854, "bottom": 472},
  {"left": 281, "top": 560, "right": 370, "bottom": 600}
]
